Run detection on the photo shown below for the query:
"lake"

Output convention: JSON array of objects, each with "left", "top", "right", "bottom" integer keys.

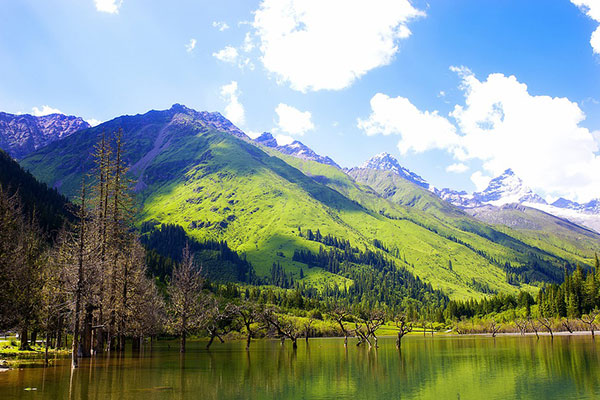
[{"left": 1, "top": 334, "right": 599, "bottom": 399}]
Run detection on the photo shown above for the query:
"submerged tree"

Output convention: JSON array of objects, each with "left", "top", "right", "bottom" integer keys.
[
  {"left": 168, "top": 243, "right": 204, "bottom": 353},
  {"left": 395, "top": 313, "right": 412, "bottom": 349}
]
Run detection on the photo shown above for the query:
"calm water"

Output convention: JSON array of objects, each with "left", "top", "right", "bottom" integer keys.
[{"left": 1, "top": 335, "right": 599, "bottom": 399}]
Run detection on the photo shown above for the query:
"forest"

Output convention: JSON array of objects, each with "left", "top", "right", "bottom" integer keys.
[{"left": 1, "top": 133, "right": 600, "bottom": 370}]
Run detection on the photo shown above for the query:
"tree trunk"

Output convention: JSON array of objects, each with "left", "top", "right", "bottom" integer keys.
[
  {"left": 246, "top": 332, "right": 252, "bottom": 350},
  {"left": 44, "top": 330, "right": 50, "bottom": 366},
  {"left": 30, "top": 329, "right": 38, "bottom": 347},
  {"left": 292, "top": 338, "right": 297, "bottom": 349},
  {"left": 180, "top": 332, "right": 186, "bottom": 353},
  {"left": 82, "top": 307, "right": 93, "bottom": 357},
  {"left": 206, "top": 334, "right": 216, "bottom": 350},
  {"left": 19, "top": 327, "right": 30, "bottom": 351}
]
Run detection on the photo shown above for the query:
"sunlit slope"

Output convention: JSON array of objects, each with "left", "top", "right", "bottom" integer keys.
[
  {"left": 346, "top": 167, "right": 600, "bottom": 268},
  {"left": 21, "top": 106, "right": 596, "bottom": 299}
]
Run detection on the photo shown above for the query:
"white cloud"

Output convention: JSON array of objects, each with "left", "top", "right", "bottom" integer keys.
[
  {"left": 242, "top": 32, "right": 255, "bottom": 52},
  {"left": 94, "top": 0, "right": 122, "bottom": 14},
  {"left": 251, "top": 0, "right": 424, "bottom": 92},
  {"left": 212, "top": 21, "right": 230, "bottom": 31},
  {"left": 359, "top": 68, "right": 600, "bottom": 201},
  {"left": 213, "top": 46, "right": 239, "bottom": 64},
  {"left": 357, "top": 93, "right": 460, "bottom": 154},
  {"left": 275, "top": 134, "right": 295, "bottom": 146},
  {"left": 274, "top": 104, "right": 314, "bottom": 136},
  {"left": 470, "top": 171, "right": 492, "bottom": 192},
  {"left": 450, "top": 69, "right": 600, "bottom": 201},
  {"left": 31, "top": 105, "right": 62, "bottom": 116},
  {"left": 446, "top": 163, "right": 469, "bottom": 173},
  {"left": 246, "top": 130, "right": 263, "bottom": 139},
  {"left": 571, "top": 0, "right": 600, "bottom": 53},
  {"left": 220, "top": 81, "right": 245, "bottom": 126},
  {"left": 185, "top": 38, "right": 197, "bottom": 53}
]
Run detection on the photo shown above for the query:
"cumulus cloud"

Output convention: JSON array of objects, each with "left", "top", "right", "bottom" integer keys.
[
  {"left": 450, "top": 68, "right": 600, "bottom": 201},
  {"left": 94, "top": 0, "right": 122, "bottom": 14},
  {"left": 212, "top": 21, "right": 230, "bottom": 31},
  {"left": 571, "top": 0, "right": 600, "bottom": 53},
  {"left": 251, "top": 0, "right": 424, "bottom": 92},
  {"left": 220, "top": 81, "right": 245, "bottom": 126},
  {"left": 31, "top": 105, "right": 62, "bottom": 116},
  {"left": 359, "top": 68, "right": 600, "bottom": 201},
  {"left": 275, "top": 104, "right": 314, "bottom": 136},
  {"left": 185, "top": 38, "right": 197, "bottom": 53},
  {"left": 470, "top": 171, "right": 492, "bottom": 192},
  {"left": 213, "top": 46, "right": 239, "bottom": 64},
  {"left": 275, "top": 134, "right": 295, "bottom": 146},
  {"left": 446, "top": 163, "right": 469, "bottom": 173},
  {"left": 357, "top": 93, "right": 460, "bottom": 154}
]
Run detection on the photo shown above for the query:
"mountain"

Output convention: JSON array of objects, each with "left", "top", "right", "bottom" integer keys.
[
  {"left": 355, "top": 152, "right": 431, "bottom": 189},
  {"left": 19, "top": 105, "right": 600, "bottom": 300},
  {"left": 473, "top": 169, "right": 547, "bottom": 206},
  {"left": 253, "top": 132, "right": 340, "bottom": 168},
  {"left": 0, "top": 112, "right": 90, "bottom": 159},
  {"left": 0, "top": 148, "right": 73, "bottom": 236},
  {"left": 435, "top": 168, "right": 600, "bottom": 233}
]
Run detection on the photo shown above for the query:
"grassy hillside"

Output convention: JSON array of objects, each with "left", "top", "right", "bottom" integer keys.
[{"left": 20, "top": 106, "right": 599, "bottom": 300}]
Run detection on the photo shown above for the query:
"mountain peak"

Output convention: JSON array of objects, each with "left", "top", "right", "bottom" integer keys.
[
  {"left": 474, "top": 169, "right": 546, "bottom": 206},
  {"left": 254, "top": 132, "right": 278, "bottom": 148},
  {"left": 252, "top": 134, "right": 340, "bottom": 168},
  {"left": 360, "top": 152, "right": 430, "bottom": 189},
  {"left": 0, "top": 112, "right": 90, "bottom": 159}
]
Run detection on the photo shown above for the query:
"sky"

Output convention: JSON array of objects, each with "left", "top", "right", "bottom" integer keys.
[{"left": 1, "top": 0, "right": 600, "bottom": 202}]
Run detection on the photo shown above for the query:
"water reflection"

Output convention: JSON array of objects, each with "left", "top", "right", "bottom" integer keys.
[{"left": 0, "top": 335, "right": 599, "bottom": 399}]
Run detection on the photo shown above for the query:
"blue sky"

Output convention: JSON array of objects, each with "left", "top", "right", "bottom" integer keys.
[{"left": 1, "top": 0, "right": 600, "bottom": 201}]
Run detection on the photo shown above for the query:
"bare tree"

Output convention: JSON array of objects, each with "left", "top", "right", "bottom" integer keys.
[
  {"left": 355, "top": 309, "right": 385, "bottom": 349},
  {"left": 488, "top": 320, "right": 501, "bottom": 337},
  {"left": 203, "top": 298, "right": 235, "bottom": 350},
  {"left": 303, "top": 317, "right": 315, "bottom": 343},
  {"left": 233, "top": 301, "right": 262, "bottom": 350},
  {"left": 262, "top": 308, "right": 302, "bottom": 349},
  {"left": 395, "top": 313, "right": 412, "bottom": 349},
  {"left": 580, "top": 309, "right": 600, "bottom": 338},
  {"left": 168, "top": 243, "right": 204, "bottom": 353},
  {"left": 528, "top": 317, "right": 540, "bottom": 339},
  {"left": 514, "top": 319, "right": 527, "bottom": 336},
  {"left": 330, "top": 307, "right": 353, "bottom": 347},
  {"left": 538, "top": 317, "right": 554, "bottom": 339},
  {"left": 562, "top": 318, "right": 574, "bottom": 334}
]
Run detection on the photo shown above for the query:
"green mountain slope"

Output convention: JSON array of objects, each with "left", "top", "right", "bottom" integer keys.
[
  {"left": 346, "top": 167, "right": 600, "bottom": 269},
  {"left": 20, "top": 105, "right": 599, "bottom": 300}
]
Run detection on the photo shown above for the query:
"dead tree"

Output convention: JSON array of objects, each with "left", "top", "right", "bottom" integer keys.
[
  {"left": 330, "top": 307, "right": 353, "bottom": 347},
  {"left": 356, "top": 309, "right": 385, "bottom": 349},
  {"left": 562, "top": 318, "right": 574, "bottom": 334},
  {"left": 580, "top": 309, "right": 600, "bottom": 338},
  {"left": 528, "top": 317, "right": 540, "bottom": 339},
  {"left": 168, "top": 243, "right": 204, "bottom": 353},
  {"left": 233, "top": 302, "right": 262, "bottom": 350},
  {"left": 395, "top": 314, "right": 412, "bottom": 349},
  {"left": 303, "top": 317, "right": 315, "bottom": 343},
  {"left": 262, "top": 308, "right": 302, "bottom": 349},
  {"left": 203, "top": 300, "right": 235, "bottom": 350},
  {"left": 514, "top": 319, "right": 527, "bottom": 335},
  {"left": 538, "top": 317, "right": 554, "bottom": 339},
  {"left": 488, "top": 320, "right": 501, "bottom": 337}
]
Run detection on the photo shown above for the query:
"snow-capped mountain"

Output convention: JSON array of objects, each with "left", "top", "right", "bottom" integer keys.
[
  {"left": 473, "top": 169, "right": 547, "bottom": 206},
  {"left": 253, "top": 132, "right": 340, "bottom": 168},
  {"left": 435, "top": 168, "right": 600, "bottom": 233},
  {"left": 0, "top": 112, "right": 90, "bottom": 159},
  {"left": 358, "top": 152, "right": 431, "bottom": 189}
]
